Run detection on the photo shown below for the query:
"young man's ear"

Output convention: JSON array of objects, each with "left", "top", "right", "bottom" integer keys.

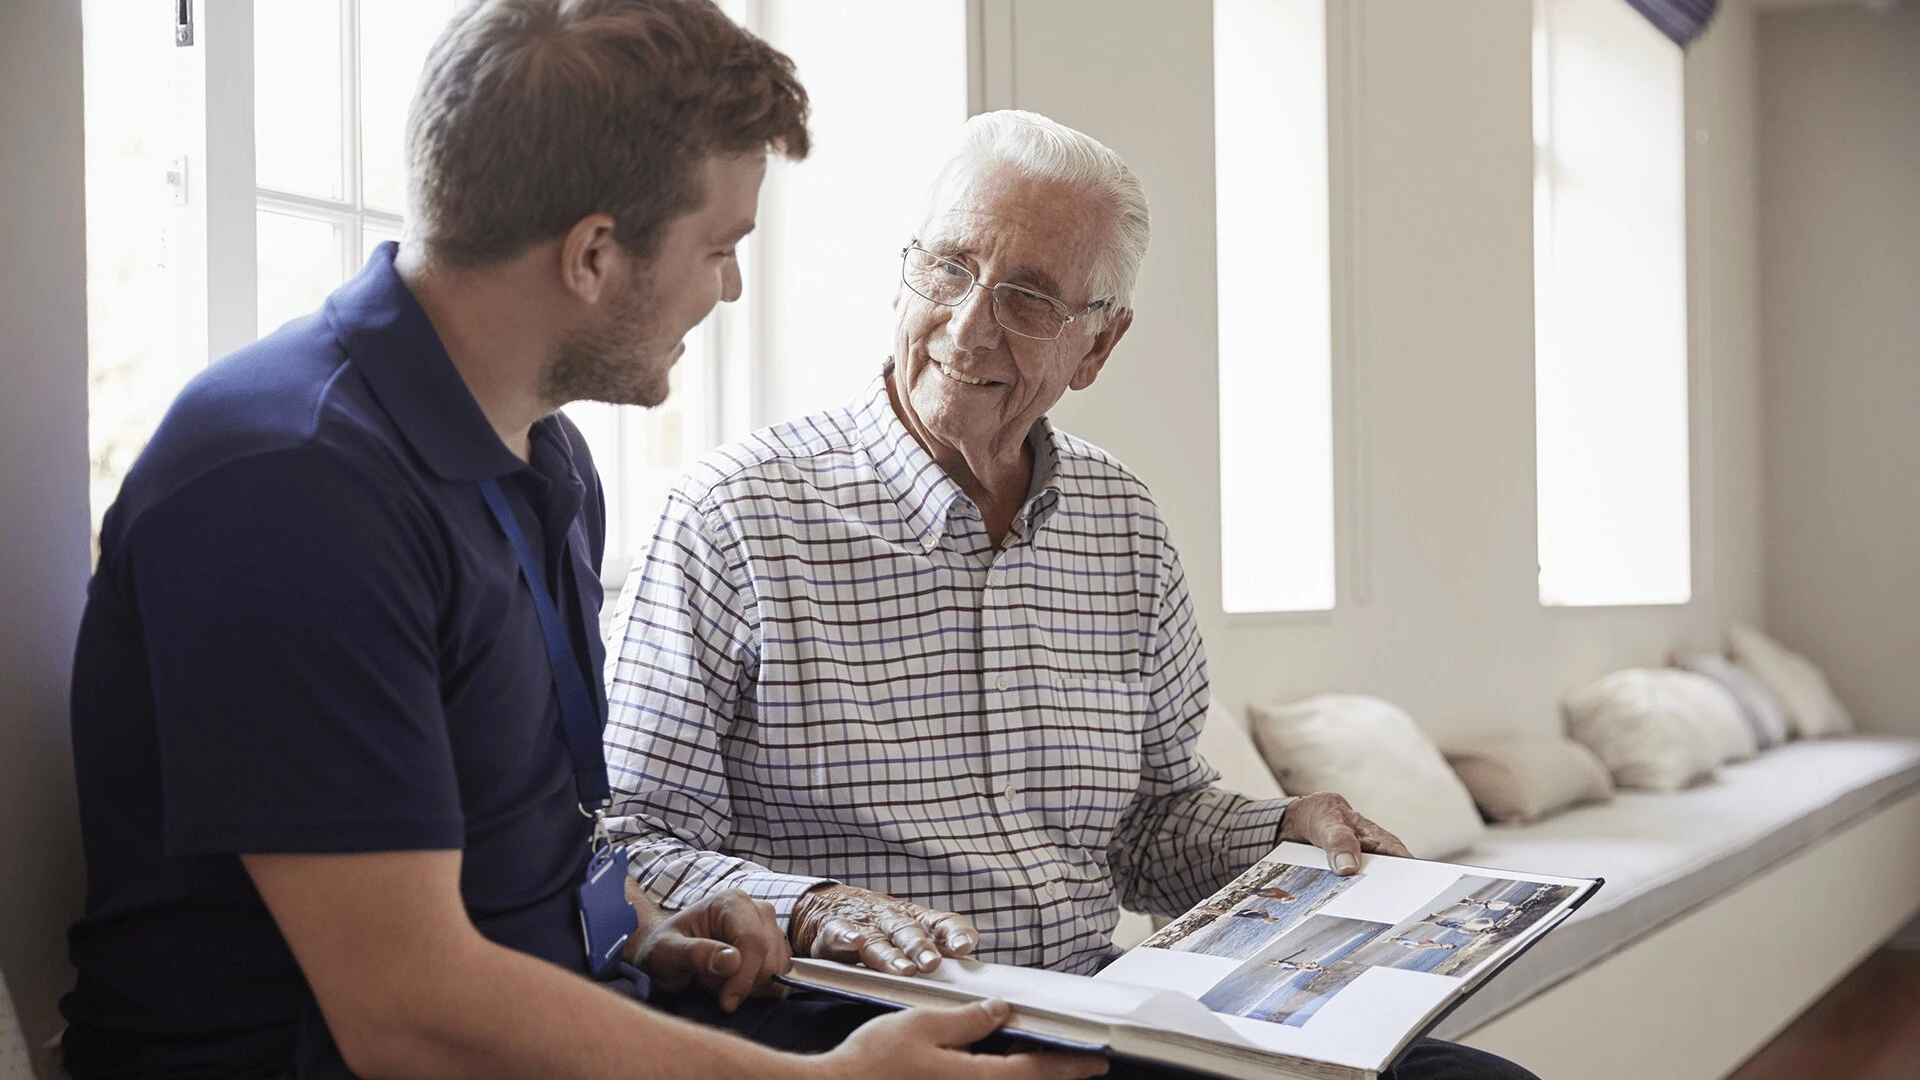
[
  {"left": 1069, "top": 309, "right": 1133, "bottom": 392},
  {"left": 558, "top": 213, "right": 623, "bottom": 306}
]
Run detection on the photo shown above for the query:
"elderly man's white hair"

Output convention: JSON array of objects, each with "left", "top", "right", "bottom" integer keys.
[{"left": 914, "top": 109, "right": 1151, "bottom": 324}]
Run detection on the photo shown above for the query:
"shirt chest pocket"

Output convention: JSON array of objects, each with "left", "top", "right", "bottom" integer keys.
[{"left": 1033, "top": 676, "right": 1146, "bottom": 838}]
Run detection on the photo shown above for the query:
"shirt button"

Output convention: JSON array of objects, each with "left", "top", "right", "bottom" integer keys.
[
  {"left": 1043, "top": 881, "right": 1062, "bottom": 898},
  {"left": 1002, "top": 784, "right": 1018, "bottom": 801},
  {"left": 995, "top": 674, "right": 1011, "bottom": 691}
]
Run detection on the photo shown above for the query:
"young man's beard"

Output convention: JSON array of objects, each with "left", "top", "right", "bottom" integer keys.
[{"left": 540, "top": 279, "right": 673, "bottom": 409}]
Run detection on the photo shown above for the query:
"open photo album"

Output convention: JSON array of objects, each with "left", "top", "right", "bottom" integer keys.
[{"left": 783, "top": 843, "right": 1601, "bottom": 1079}]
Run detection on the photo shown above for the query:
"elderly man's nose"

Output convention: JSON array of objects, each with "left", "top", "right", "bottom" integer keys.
[{"left": 948, "top": 284, "right": 1001, "bottom": 348}]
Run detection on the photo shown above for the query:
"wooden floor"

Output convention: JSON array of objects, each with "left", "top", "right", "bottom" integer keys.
[{"left": 1726, "top": 950, "right": 1920, "bottom": 1080}]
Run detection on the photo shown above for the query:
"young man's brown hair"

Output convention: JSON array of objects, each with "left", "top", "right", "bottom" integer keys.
[{"left": 408, "top": 0, "right": 810, "bottom": 268}]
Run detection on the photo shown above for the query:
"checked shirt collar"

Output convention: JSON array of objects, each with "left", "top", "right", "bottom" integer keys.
[{"left": 856, "top": 361, "right": 1065, "bottom": 554}]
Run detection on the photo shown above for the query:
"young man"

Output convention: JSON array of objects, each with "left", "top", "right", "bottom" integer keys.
[{"left": 59, "top": 4, "right": 1103, "bottom": 1079}]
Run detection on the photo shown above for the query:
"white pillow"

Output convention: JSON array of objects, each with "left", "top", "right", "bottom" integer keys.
[
  {"left": 1727, "top": 623, "right": 1855, "bottom": 739},
  {"left": 1675, "top": 652, "right": 1790, "bottom": 750},
  {"left": 1561, "top": 669, "right": 1721, "bottom": 791},
  {"left": 1247, "top": 694, "right": 1485, "bottom": 860},
  {"left": 1667, "top": 668, "right": 1759, "bottom": 764}
]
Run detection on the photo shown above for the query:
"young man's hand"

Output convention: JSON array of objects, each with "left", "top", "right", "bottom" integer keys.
[
  {"left": 816, "top": 1000, "right": 1108, "bottom": 1080},
  {"left": 627, "top": 889, "right": 791, "bottom": 1012},
  {"left": 789, "top": 883, "right": 977, "bottom": 975}
]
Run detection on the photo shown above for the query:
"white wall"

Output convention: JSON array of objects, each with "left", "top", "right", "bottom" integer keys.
[
  {"left": 0, "top": 0, "right": 1782, "bottom": 1041},
  {"left": 0, "top": 0, "right": 91, "bottom": 1047},
  {"left": 1001, "top": 0, "right": 1766, "bottom": 742},
  {"left": 1758, "top": 2, "right": 1920, "bottom": 736}
]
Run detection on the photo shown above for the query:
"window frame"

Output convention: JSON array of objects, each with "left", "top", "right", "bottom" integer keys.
[{"left": 250, "top": 0, "right": 405, "bottom": 337}]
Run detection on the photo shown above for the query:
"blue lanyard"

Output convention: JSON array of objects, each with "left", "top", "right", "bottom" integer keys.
[{"left": 477, "top": 478, "right": 610, "bottom": 811}]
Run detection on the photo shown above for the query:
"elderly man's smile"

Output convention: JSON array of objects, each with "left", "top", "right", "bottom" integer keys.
[{"left": 931, "top": 356, "right": 1004, "bottom": 387}]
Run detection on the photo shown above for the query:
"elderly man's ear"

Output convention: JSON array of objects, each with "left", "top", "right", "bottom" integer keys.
[{"left": 1068, "top": 309, "right": 1133, "bottom": 392}]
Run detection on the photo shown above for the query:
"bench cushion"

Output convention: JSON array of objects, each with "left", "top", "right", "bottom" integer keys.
[{"left": 1432, "top": 734, "right": 1920, "bottom": 1037}]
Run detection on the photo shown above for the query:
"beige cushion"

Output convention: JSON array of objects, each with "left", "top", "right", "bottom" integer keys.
[
  {"left": 1562, "top": 668, "right": 1722, "bottom": 791},
  {"left": 1728, "top": 623, "right": 1855, "bottom": 739},
  {"left": 1442, "top": 735, "right": 1614, "bottom": 824},
  {"left": 1675, "top": 652, "right": 1790, "bottom": 750},
  {"left": 1196, "top": 702, "right": 1288, "bottom": 800},
  {"left": 1247, "top": 693, "right": 1485, "bottom": 859}
]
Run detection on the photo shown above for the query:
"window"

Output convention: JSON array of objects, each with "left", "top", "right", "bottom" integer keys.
[
  {"left": 1214, "top": 0, "right": 1336, "bottom": 614},
  {"left": 83, "top": 0, "right": 466, "bottom": 539},
  {"left": 1532, "top": 0, "right": 1691, "bottom": 607},
  {"left": 82, "top": 1, "right": 967, "bottom": 589},
  {"left": 252, "top": 1, "right": 458, "bottom": 335}
]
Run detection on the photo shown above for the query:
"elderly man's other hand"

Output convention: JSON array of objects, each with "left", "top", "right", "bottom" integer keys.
[
  {"left": 1278, "top": 792, "right": 1414, "bottom": 875},
  {"left": 628, "top": 889, "right": 792, "bottom": 1012},
  {"left": 791, "top": 883, "right": 978, "bottom": 975}
]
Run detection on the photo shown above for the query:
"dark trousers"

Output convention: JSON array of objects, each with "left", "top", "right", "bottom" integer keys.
[{"left": 660, "top": 989, "right": 1539, "bottom": 1080}]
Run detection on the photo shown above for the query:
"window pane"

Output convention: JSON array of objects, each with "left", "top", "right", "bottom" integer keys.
[
  {"left": 1534, "top": 0, "right": 1691, "bottom": 607},
  {"left": 362, "top": 218, "right": 403, "bottom": 263},
  {"left": 258, "top": 210, "right": 347, "bottom": 336},
  {"left": 359, "top": 0, "right": 462, "bottom": 215},
  {"left": 255, "top": 0, "right": 346, "bottom": 200},
  {"left": 1216, "top": 0, "right": 1335, "bottom": 613}
]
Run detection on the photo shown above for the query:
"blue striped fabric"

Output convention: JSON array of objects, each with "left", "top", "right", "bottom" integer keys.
[
  {"left": 602, "top": 372, "right": 1292, "bottom": 974},
  {"left": 1625, "top": 0, "right": 1717, "bottom": 46}
]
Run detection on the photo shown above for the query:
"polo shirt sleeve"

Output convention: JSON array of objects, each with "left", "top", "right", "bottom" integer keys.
[
  {"left": 121, "top": 449, "right": 464, "bottom": 856},
  {"left": 1109, "top": 538, "right": 1294, "bottom": 917}
]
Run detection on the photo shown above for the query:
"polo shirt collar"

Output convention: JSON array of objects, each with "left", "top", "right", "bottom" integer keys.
[
  {"left": 856, "top": 362, "right": 1065, "bottom": 551},
  {"left": 324, "top": 243, "right": 529, "bottom": 482}
]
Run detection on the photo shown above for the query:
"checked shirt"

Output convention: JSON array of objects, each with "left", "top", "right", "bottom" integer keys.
[{"left": 602, "top": 373, "right": 1292, "bottom": 974}]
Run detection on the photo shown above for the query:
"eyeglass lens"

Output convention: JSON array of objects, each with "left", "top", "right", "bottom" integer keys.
[{"left": 902, "top": 247, "right": 1067, "bottom": 341}]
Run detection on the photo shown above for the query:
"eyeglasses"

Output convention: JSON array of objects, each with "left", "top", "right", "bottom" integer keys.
[{"left": 899, "top": 242, "right": 1109, "bottom": 342}]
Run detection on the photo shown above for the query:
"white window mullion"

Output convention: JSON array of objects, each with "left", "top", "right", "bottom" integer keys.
[{"left": 341, "top": 0, "right": 366, "bottom": 276}]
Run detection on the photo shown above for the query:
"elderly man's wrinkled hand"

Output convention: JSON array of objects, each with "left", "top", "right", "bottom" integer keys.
[
  {"left": 790, "top": 883, "right": 978, "bottom": 975},
  {"left": 1278, "top": 791, "right": 1414, "bottom": 875}
]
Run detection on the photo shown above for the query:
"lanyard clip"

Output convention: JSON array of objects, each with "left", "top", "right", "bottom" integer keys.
[{"left": 582, "top": 804, "right": 613, "bottom": 856}]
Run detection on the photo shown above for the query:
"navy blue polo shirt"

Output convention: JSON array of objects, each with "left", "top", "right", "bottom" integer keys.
[{"left": 62, "top": 245, "right": 627, "bottom": 1079}]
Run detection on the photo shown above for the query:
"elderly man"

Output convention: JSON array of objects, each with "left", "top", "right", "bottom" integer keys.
[{"left": 605, "top": 111, "right": 1533, "bottom": 1080}]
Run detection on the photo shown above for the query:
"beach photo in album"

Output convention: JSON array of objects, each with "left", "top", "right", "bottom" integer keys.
[
  {"left": 1146, "top": 861, "right": 1359, "bottom": 959},
  {"left": 1199, "top": 915, "right": 1387, "bottom": 1027},
  {"left": 1342, "top": 875, "right": 1579, "bottom": 978}
]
